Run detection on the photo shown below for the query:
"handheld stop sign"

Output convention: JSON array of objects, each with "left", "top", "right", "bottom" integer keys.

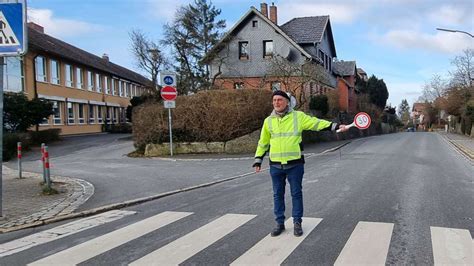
[{"left": 337, "top": 112, "right": 371, "bottom": 132}]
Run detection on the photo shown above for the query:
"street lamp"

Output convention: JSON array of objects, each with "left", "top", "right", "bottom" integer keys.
[{"left": 436, "top": 28, "right": 474, "bottom": 38}]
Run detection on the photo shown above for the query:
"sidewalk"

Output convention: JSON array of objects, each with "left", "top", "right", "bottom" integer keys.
[
  {"left": 438, "top": 132, "right": 474, "bottom": 160},
  {"left": 0, "top": 166, "right": 94, "bottom": 232}
]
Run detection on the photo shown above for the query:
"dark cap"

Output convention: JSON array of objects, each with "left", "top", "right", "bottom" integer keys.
[{"left": 272, "top": 90, "right": 290, "bottom": 101}]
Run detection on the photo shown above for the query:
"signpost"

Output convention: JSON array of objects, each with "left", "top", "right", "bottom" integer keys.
[
  {"left": 159, "top": 72, "right": 177, "bottom": 156},
  {"left": 337, "top": 112, "right": 372, "bottom": 132},
  {"left": 0, "top": 0, "right": 27, "bottom": 217}
]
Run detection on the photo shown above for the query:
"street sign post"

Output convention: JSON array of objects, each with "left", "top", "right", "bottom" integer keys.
[
  {"left": 337, "top": 112, "right": 372, "bottom": 132},
  {"left": 159, "top": 72, "right": 178, "bottom": 156},
  {"left": 0, "top": 0, "right": 28, "bottom": 217}
]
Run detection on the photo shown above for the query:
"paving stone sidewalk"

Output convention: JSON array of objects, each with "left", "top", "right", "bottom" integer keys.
[
  {"left": 438, "top": 131, "right": 474, "bottom": 160},
  {"left": 0, "top": 166, "right": 94, "bottom": 230}
]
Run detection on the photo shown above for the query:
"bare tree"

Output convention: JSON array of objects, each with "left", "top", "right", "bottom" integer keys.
[
  {"left": 268, "top": 55, "right": 329, "bottom": 109},
  {"left": 450, "top": 49, "right": 473, "bottom": 88},
  {"left": 419, "top": 74, "right": 449, "bottom": 102},
  {"left": 129, "top": 29, "right": 168, "bottom": 89}
]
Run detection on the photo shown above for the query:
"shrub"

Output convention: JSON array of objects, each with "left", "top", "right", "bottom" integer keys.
[
  {"left": 107, "top": 123, "right": 132, "bottom": 134},
  {"left": 29, "top": 129, "right": 61, "bottom": 145},
  {"left": 3, "top": 93, "right": 54, "bottom": 133},
  {"left": 309, "top": 95, "right": 329, "bottom": 116},
  {"left": 133, "top": 89, "right": 273, "bottom": 151},
  {"left": 2, "top": 133, "right": 30, "bottom": 161}
]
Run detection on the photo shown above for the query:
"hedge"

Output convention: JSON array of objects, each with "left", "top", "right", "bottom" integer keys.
[{"left": 133, "top": 89, "right": 273, "bottom": 152}]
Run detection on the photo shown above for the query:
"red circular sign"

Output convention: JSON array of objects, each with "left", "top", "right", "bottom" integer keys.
[
  {"left": 354, "top": 112, "right": 371, "bottom": 129},
  {"left": 161, "top": 86, "right": 177, "bottom": 101}
]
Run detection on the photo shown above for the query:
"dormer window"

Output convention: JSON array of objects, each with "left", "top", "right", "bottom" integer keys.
[{"left": 239, "top": 41, "right": 249, "bottom": 60}]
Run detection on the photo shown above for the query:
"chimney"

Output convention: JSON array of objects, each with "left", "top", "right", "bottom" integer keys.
[
  {"left": 27, "top": 22, "right": 44, "bottom": 33},
  {"left": 269, "top": 2, "right": 277, "bottom": 24},
  {"left": 260, "top": 2, "right": 268, "bottom": 18},
  {"left": 102, "top": 53, "right": 109, "bottom": 63}
]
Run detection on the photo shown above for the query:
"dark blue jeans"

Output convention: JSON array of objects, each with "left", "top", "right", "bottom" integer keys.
[{"left": 270, "top": 164, "right": 304, "bottom": 225}]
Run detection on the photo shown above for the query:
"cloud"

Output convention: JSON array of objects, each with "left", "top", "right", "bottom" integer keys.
[
  {"left": 428, "top": 5, "right": 472, "bottom": 27},
  {"left": 376, "top": 29, "right": 473, "bottom": 54},
  {"left": 386, "top": 81, "right": 424, "bottom": 106},
  {"left": 28, "top": 8, "right": 103, "bottom": 38}
]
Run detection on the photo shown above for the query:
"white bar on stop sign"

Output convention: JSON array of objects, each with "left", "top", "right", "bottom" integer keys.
[{"left": 161, "top": 92, "right": 177, "bottom": 95}]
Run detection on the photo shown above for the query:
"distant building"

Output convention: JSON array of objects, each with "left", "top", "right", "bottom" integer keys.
[
  {"left": 333, "top": 60, "right": 358, "bottom": 113},
  {"left": 3, "top": 23, "right": 151, "bottom": 135}
]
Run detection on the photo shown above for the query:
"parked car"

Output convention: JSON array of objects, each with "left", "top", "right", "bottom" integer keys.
[{"left": 406, "top": 127, "right": 415, "bottom": 132}]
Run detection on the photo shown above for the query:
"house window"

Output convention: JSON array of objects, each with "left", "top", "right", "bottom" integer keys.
[
  {"left": 35, "top": 56, "right": 47, "bottom": 82},
  {"left": 252, "top": 20, "right": 258, "bottom": 28},
  {"left": 271, "top": 82, "right": 281, "bottom": 92},
  {"left": 263, "top": 40, "right": 273, "bottom": 58},
  {"left": 97, "top": 106, "right": 103, "bottom": 124},
  {"left": 67, "top": 102, "right": 75, "bottom": 124},
  {"left": 119, "top": 81, "right": 123, "bottom": 97},
  {"left": 52, "top": 101, "right": 62, "bottom": 125},
  {"left": 65, "top": 64, "right": 73, "bottom": 87},
  {"left": 4, "top": 56, "right": 24, "bottom": 92},
  {"left": 239, "top": 41, "right": 249, "bottom": 60},
  {"left": 87, "top": 71, "right": 94, "bottom": 91},
  {"left": 89, "top": 105, "right": 95, "bottom": 124},
  {"left": 106, "top": 107, "right": 112, "bottom": 124},
  {"left": 111, "top": 78, "right": 116, "bottom": 95},
  {"left": 78, "top": 103, "right": 85, "bottom": 124},
  {"left": 50, "top": 59, "right": 60, "bottom": 85},
  {"left": 318, "top": 50, "right": 324, "bottom": 66},
  {"left": 95, "top": 73, "right": 102, "bottom": 92},
  {"left": 325, "top": 55, "right": 329, "bottom": 71},
  {"left": 234, "top": 82, "right": 244, "bottom": 90},
  {"left": 328, "top": 58, "right": 332, "bottom": 72},
  {"left": 112, "top": 107, "right": 117, "bottom": 124},
  {"left": 104, "top": 76, "right": 110, "bottom": 94},
  {"left": 76, "top": 67, "right": 83, "bottom": 89}
]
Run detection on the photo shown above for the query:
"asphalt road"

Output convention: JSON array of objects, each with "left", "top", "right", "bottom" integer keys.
[{"left": 1, "top": 132, "right": 472, "bottom": 265}]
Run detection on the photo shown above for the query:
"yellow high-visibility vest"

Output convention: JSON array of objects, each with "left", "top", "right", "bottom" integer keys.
[{"left": 255, "top": 110, "right": 333, "bottom": 164}]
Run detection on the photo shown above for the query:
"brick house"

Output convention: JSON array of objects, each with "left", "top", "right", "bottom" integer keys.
[
  {"left": 204, "top": 3, "right": 338, "bottom": 104},
  {"left": 3, "top": 23, "right": 151, "bottom": 135},
  {"left": 333, "top": 60, "right": 358, "bottom": 113}
]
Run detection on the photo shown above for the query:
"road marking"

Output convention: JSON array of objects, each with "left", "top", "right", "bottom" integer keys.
[
  {"left": 130, "top": 213, "right": 256, "bottom": 265},
  {"left": 28, "top": 211, "right": 192, "bottom": 266},
  {"left": 431, "top": 226, "right": 473, "bottom": 265},
  {"left": 334, "top": 221, "right": 393, "bottom": 265},
  {"left": 0, "top": 210, "right": 135, "bottom": 258},
  {"left": 231, "top": 217, "right": 322, "bottom": 265}
]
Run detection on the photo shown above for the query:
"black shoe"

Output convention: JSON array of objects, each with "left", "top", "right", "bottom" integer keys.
[
  {"left": 294, "top": 222, "right": 303, "bottom": 237},
  {"left": 271, "top": 224, "right": 285, "bottom": 237}
]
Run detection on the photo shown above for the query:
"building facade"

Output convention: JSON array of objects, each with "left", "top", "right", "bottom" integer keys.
[{"left": 3, "top": 23, "right": 151, "bottom": 135}]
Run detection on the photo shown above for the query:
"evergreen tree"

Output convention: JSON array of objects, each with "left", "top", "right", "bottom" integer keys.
[
  {"left": 366, "top": 75, "right": 389, "bottom": 109},
  {"left": 163, "top": 0, "right": 226, "bottom": 93},
  {"left": 398, "top": 99, "right": 411, "bottom": 124},
  {"left": 3, "top": 93, "right": 54, "bottom": 132}
]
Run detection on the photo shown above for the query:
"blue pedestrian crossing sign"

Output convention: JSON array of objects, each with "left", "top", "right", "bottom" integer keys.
[{"left": 0, "top": 2, "right": 27, "bottom": 56}]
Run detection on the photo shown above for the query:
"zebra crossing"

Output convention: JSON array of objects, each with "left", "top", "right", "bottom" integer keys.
[{"left": 0, "top": 210, "right": 472, "bottom": 265}]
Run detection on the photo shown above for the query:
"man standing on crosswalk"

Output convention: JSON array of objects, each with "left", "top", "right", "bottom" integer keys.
[{"left": 253, "top": 90, "right": 348, "bottom": 237}]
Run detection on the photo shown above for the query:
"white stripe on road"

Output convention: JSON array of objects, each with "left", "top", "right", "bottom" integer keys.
[
  {"left": 431, "top": 226, "right": 473, "bottom": 265},
  {"left": 130, "top": 213, "right": 256, "bottom": 266},
  {"left": 334, "top": 221, "right": 394, "bottom": 265},
  {"left": 231, "top": 217, "right": 322, "bottom": 265},
  {"left": 28, "top": 211, "right": 192, "bottom": 266},
  {"left": 0, "top": 210, "right": 136, "bottom": 258}
]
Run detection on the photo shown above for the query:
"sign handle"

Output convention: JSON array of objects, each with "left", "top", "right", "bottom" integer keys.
[{"left": 337, "top": 122, "right": 355, "bottom": 133}]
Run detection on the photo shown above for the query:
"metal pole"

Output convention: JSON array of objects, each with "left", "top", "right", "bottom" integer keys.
[
  {"left": 41, "top": 143, "right": 46, "bottom": 183},
  {"left": 17, "top": 142, "right": 22, "bottom": 178},
  {"left": 44, "top": 146, "right": 51, "bottom": 189},
  {"left": 168, "top": 108, "right": 173, "bottom": 156},
  {"left": 0, "top": 56, "right": 4, "bottom": 217}
]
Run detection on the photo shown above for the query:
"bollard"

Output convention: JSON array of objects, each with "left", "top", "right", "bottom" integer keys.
[
  {"left": 44, "top": 146, "right": 51, "bottom": 189},
  {"left": 41, "top": 143, "right": 46, "bottom": 184},
  {"left": 17, "top": 142, "right": 22, "bottom": 179}
]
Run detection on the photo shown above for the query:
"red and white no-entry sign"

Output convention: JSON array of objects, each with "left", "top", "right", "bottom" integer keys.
[
  {"left": 354, "top": 112, "right": 371, "bottom": 129},
  {"left": 161, "top": 86, "right": 177, "bottom": 101}
]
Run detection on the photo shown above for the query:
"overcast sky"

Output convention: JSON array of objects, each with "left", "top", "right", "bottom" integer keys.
[{"left": 27, "top": 0, "right": 473, "bottom": 108}]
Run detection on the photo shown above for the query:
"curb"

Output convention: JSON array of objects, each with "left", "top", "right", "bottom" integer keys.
[
  {"left": 0, "top": 141, "right": 350, "bottom": 234},
  {"left": 438, "top": 133, "right": 474, "bottom": 161}
]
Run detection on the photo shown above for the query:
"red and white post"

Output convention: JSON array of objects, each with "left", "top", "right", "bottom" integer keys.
[
  {"left": 17, "top": 142, "right": 22, "bottom": 179},
  {"left": 44, "top": 146, "right": 51, "bottom": 188},
  {"left": 41, "top": 143, "right": 46, "bottom": 183}
]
